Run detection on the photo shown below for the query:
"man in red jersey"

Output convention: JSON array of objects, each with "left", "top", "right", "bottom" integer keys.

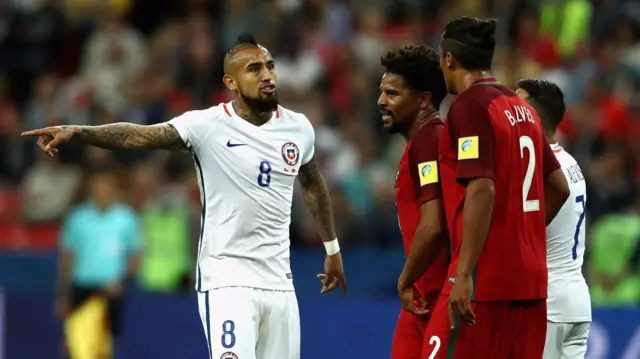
[
  {"left": 424, "top": 17, "right": 571, "bottom": 359},
  {"left": 378, "top": 44, "right": 450, "bottom": 359}
]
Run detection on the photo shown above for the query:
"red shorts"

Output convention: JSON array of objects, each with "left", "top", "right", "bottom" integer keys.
[
  {"left": 424, "top": 296, "right": 547, "bottom": 359},
  {"left": 391, "top": 292, "right": 440, "bottom": 359}
]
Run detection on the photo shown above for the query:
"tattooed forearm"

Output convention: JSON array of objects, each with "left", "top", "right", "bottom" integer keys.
[
  {"left": 70, "top": 123, "right": 183, "bottom": 150},
  {"left": 298, "top": 156, "right": 337, "bottom": 242}
]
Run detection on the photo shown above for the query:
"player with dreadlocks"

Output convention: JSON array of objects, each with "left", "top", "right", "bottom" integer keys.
[{"left": 378, "top": 44, "right": 450, "bottom": 359}]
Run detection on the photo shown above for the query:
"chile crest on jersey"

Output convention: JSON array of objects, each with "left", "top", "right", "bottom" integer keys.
[{"left": 281, "top": 142, "right": 300, "bottom": 166}]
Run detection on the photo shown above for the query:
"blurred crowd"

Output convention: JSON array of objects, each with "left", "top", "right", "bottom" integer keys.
[{"left": 0, "top": 0, "right": 640, "bottom": 305}]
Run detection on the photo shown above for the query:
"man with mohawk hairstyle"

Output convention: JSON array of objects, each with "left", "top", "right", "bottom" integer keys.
[{"left": 23, "top": 33, "right": 346, "bottom": 359}]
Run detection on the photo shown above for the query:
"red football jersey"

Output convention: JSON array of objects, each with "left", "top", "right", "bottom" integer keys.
[
  {"left": 439, "top": 77, "right": 560, "bottom": 301},
  {"left": 394, "top": 119, "right": 449, "bottom": 296}
]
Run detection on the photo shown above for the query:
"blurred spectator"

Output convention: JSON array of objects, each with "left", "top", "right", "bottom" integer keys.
[
  {"left": 79, "top": 7, "right": 146, "bottom": 113},
  {"left": 56, "top": 168, "right": 141, "bottom": 354},
  {"left": 0, "top": 93, "right": 32, "bottom": 185},
  {"left": 15, "top": 0, "right": 65, "bottom": 70},
  {"left": 131, "top": 163, "right": 197, "bottom": 293},
  {"left": 352, "top": 7, "right": 387, "bottom": 73},
  {"left": 586, "top": 144, "right": 635, "bottom": 220},
  {"left": 588, "top": 198, "right": 640, "bottom": 306},
  {"left": 23, "top": 72, "right": 62, "bottom": 130},
  {"left": 539, "top": 0, "right": 592, "bottom": 58},
  {"left": 515, "top": 12, "right": 560, "bottom": 69},
  {"left": 65, "top": 0, "right": 132, "bottom": 22},
  {"left": 273, "top": 16, "right": 326, "bottom": 94},
  {"left": 21, "top": 151, "right": 81, "bottom": 223},
  {"left": 175, "top": 27, "right": 218, "bottom": 109}
]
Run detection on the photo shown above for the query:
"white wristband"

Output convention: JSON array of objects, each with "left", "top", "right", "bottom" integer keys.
[{"left": 323, "top": 239, "right": 340, "bottom": 256}]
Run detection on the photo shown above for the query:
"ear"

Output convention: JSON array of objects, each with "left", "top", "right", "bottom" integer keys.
[
  {"left": 223, "top": 74, "right": 237, "bottom": 91},
  {"left": 444, "top": 52, "right": 454, "bottom": 69},
  {"left": 419, "top": 92, "right": 432, "bottom": 110},
  {"left": 515, "top": 88, "right": 529, "bottom": 101}
]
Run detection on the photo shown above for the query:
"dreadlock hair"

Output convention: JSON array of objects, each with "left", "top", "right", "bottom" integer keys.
[{"left": 380, "top": 44, "right": 447, "bottom": 108}]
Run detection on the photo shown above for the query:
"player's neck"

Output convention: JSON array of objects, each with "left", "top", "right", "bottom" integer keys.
[
  {"left": 232, "top": 100, "right": 272, "bottom": 126},
  {"left": 405, "top": 110, "right": 439, "bottom": 142},
  {"left": 456, "top": 71, "right": 493, "bottom": 94},
  {"left": 545, "top": 132, "right": 557, "bottom": 145}
]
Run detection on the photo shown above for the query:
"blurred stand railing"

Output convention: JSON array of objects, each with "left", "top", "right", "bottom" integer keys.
[
  {"left": 3, "top": 289, "right": 640, "bottom": 359},
  {"left": 1, "top": 250, "right": 640, "bottom": 359}
]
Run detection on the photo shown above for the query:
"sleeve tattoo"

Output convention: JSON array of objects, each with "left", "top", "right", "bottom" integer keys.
[
  {"left": 297, "top": 156, "right": 337, "bottom": 242},
  {"left": 72, "top": 123, "right": 183, "bottom": 150}
]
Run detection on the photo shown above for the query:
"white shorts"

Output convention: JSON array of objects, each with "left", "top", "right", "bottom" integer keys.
[
  {"left": 544, "top": 321, "right": 591, "bottom": 359},
  {"left": 197, "top": 287, "right": 300, "bottom": 359}
]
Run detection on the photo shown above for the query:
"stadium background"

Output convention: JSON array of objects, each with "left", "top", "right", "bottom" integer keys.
[{"left": 1, "top": 0, "right": 640, "bottom": 358}]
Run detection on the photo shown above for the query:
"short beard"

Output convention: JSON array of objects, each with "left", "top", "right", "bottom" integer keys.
[
  {"left": 241, "top": 92, "right": 279, "bottom": 112},
  {"left": 384, "top": 115, "right": 412, "bottom": 134},
  {"left": 384, "top": 119, "right": 403, "bottom": 134}
]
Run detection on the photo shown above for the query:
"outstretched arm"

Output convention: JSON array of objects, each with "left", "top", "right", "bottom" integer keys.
[
  {"left": 22, "top": 123, "right": 184, "bottom": 153},
  {"left": 73, "top": 123, "right": 183, "bottom": 150}
]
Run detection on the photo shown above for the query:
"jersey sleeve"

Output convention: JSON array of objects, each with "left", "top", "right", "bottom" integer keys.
[
  {"left": 301, "top": 117, "right": 316, "bottom": 165},
  {"left": 541, "top": 136, "right": 561, "bottom": 176},
  {"left": 167, "top": 109, "right": 215, "bottom": 150},
  {"left": 408, "top": 124, "right": 443, "bottom": 205},
  {"left": 448, "top": 100, "right": 496, "bottom": 183}
]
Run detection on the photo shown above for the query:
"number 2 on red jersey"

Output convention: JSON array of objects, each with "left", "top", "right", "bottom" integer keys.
[{"left": 519, "top": 135, "right": 540, "bottom": 213}]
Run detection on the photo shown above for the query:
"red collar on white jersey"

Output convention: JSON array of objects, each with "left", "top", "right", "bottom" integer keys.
[
  {"left": 223, "top": 102, "right": 280, "bottom": 119},
  {"left": 551, "top": 143, "right": 563, "bottom": 153}
]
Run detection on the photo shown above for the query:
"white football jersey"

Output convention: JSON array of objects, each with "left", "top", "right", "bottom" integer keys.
[
  {"left": 546, "top": 143, "right": 591, "bottom": 323},
  {"left": 169, "top": 102, "right": 315, "bottom": 292}
]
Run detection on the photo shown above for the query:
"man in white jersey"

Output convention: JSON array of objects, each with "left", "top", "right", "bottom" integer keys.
[
  {"left": 517, "top": 79, "right": 591, "bottom": 359},
  {"left": 22, "top": 34, "right": 347, "bottom": 359}
]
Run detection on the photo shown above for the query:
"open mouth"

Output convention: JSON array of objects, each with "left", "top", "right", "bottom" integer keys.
[
  {"left": 380, "top": 109, "right": 393, "bottom": 121},
  {"left": 260, "top": 84, "right": 276, "bottom": 94}
]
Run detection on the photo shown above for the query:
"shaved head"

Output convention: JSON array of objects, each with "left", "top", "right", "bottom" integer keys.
[
  {"left": 224, "top": 44, "right": 260, "bottom": 74},
  {"left": 223, "top": 34, "right": 271, "bottom": 74},
  {"left": 222, "top": 33, "right": 279, "bottom": 112}
]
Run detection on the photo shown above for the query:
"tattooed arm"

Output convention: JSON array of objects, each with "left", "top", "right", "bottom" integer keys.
[
  {"left": 72, "top": 123, "right": 183, "bottom": 150},
  {"left": 299, "top": 155, "right": 347, "bottom": 294},
  {"left": 22, "top": 123, "right": 185, "bottom": 153},
  {"left": 297, "top": 155, "right": 337, "bottom": 243}
]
